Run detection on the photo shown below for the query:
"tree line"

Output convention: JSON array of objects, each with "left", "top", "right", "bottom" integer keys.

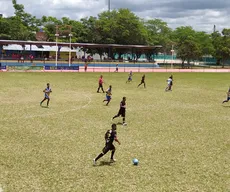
[{"left": 0, "top": 0, "right": 230, "bottom": 65}]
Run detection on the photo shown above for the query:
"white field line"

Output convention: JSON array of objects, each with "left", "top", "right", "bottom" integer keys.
[{"left": 1, "top": 94, "right": 92, "bottom": 121}]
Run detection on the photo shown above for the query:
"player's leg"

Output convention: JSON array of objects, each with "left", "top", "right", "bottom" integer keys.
[
  {"left": 122, "top": 112, "right": 126, "bottom": 125},
  {"left": 110, "top": 144, "right": 116, "bottom": 162},
  {"left": 101, "top": 85, "right": 105, "bottom": 93},
  {"left": 94, "top": 152, "right": 104, "bottom": 162},
  {"left": 169, "top": 85, "right": 172, "bottom": 91},
  {"left": 112, "top": 112, "right": 120, "bottom": 119},
  {"left": 94, "top": 145, "right": 109, "bottom": 164},
  {"left": 40, "top": 98, "right": 47, "bottom": 105},
  {"left": 165, "top": 85, "right": 169, "bottom": 91},
  {"left": 97, "top": 84, "right": 100, "bottom": 92},
  {"left": 144, "top": 81, "right": 146, "bottom": 88},
  {"left": 106, "top": 97, "right": 111, "bottom": 106},
  {"left": 103, "top": 96, "right": 107, "bottom": 102},
  {"left": 47, "top": 98, "right": 50, "bottom": 107},
  {"left": 137, "top": 82, "right": 142, "bottom": 87},
  {"left": 222, "top": 97, "right": 229, "bottom": 103}
]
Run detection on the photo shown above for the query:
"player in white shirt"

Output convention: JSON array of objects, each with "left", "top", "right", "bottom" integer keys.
[
  {"left": 165, "top": 75, "right": 173, "bottom": 91},
  {"left": 40, "top": 83, "right": 52, "bottom": 107}
]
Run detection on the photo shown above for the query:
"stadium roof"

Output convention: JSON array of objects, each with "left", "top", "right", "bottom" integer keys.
[
  {"left": 0, "top": 40, "right": 162, "bottom": 50},
  {"left": 3, "top": 44, "right": 76, "bottom": 52}
]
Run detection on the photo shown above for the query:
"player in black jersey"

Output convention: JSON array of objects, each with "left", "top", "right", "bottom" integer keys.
[
  {"left": 93, "top": 124, "right": 121, "bottom": 165},
  {"left": 222, "top": 87, "right": 230, "bottom": 104},
  {"left": 112, "top": 97, "right": 126, "bottom": 125},
  {"left": 137, "top": 74, "right": 146, "bottom": 88}
]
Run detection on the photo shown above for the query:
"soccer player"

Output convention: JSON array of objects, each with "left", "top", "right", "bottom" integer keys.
[
  {"left": 126, "top": 71, "right": 133, "bottom": 83},
  {"left": 103, "top": 85, "right": 112, "bottom": 106},
  {"left": 97, "top": 75, "right": 105, "bottom": 93},
  {"left": 114, "top": 64, "right": 118, "bottom": 72},
  {"left": 40, "top": 83, "right": 52, "bottom": 107},
  {"left": 222, "top": 88, "right": 230, "bottom": 103},
  {"left": 165, "top": 75, "right": 173, "bottom": 91},
  {"left": 137, "top": 74, "right": 146, "bottom": 88},
  {"left": 112, "top": 97, "right": 126, "bottom": 125},
  {"left": 93, "top": 124, "right": 121, "bottom": 165}
]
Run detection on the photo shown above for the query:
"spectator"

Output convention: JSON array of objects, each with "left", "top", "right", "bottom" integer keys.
[
  {"left": 84, "top": 59, "right": 88, "bottom": 72},
  {"left": 30, "top": 55, "right": 34, "bottom": 63},
  {"left": 20, "top": 55, "right": 24, "bottom": 63},
  {"left": 114, "top": 64, "right": 118, "bottom": 72}
]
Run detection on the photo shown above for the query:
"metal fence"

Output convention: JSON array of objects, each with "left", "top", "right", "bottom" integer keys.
[{"left": 1, "top": 59, "right": 230, "bottom": 72}]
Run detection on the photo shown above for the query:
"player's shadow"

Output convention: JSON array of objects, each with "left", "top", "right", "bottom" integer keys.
[
  {"left": 98, "top": 161, "right": 113, "bottom": 166},
  {"left": 41, "top": 106, "right": 49, "bottom": 109},
  {"left": 222, "top": 105, "right": 230, "bottom": 107},
  {"left": 116, "top": 122, "right": 123, "bottom": 125}
]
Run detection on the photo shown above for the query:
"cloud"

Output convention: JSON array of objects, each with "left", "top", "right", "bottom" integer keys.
[{"left": 0, "top": 0, "right": 230, "bottom": 32}]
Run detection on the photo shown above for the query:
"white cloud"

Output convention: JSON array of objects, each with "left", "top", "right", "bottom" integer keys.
[{"left": 0, "top": 0, "right": 230, "bottom": 33}]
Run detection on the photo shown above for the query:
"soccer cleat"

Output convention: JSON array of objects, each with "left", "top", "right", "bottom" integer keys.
[
  {"left": 40, "top": 102, "right": 42, "bottom": 106},
  {"left": 110, "top": 159, "right": 116, "bottom": 163},
  {"left": 93, "top": 159, "right": 96, "bottom": 165},
  {"left": 123, "top": 122, "right": 127, "bottom": 126}
]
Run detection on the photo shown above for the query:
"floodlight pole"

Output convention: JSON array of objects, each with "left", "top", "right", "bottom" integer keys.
[
  {"left": 69, "top": 33, "right": 73, "bottom": 67},
  {"left": 171, "top": 45, "right": 174, "bottom": 69},
  {"left": 108, "top": 0, "right": 111, "bottom": 12},
  {"left": 55, "top": 33, "right": 59, "bottom": 67}
]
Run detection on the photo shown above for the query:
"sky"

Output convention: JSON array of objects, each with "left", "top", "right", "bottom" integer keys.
[{"left": 1, "top": 0, "right": 230, "bottom": 33}]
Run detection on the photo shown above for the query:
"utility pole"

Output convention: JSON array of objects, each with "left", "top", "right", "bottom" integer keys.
[{"left": 108, "top": 0, "right": 111, "bottom": 12}]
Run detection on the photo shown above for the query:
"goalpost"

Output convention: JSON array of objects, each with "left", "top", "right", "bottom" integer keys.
[{"left": 55, "top": 25, "right": 73, "bottom": 67}]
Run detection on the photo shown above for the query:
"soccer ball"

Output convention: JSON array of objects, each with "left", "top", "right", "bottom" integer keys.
[{"left": 132, "top": 158, "right": 139, "bottom": 166}]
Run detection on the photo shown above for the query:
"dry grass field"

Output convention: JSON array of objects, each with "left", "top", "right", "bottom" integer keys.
[{"left": 0, "top": 72, "right": 229, "bottom": 192}]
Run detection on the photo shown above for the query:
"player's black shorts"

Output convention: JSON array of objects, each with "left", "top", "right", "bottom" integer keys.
[
  {"left": 118, "top": 109, "right": 126, "bottom": 117},
  {"left": 98, "top": 83, "right": 103, "bottom": 88},
  {"left": 102, "top": 143, "right": 115, "bottom": 154}
]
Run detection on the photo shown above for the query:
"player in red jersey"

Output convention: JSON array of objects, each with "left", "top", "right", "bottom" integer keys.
[{"left": 97, "top": 75, "right": 105, "bottom": 93}]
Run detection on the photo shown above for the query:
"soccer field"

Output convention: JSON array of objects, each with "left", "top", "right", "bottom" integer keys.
[{"left": 0, "top": 72, "right": 229, "bottom": 192}]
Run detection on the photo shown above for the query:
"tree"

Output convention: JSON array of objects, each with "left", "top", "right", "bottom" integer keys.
[
  {"left": 145, "top": 19, "right": 171, "bottom": 45},
  {"left": 79, "top": 16, "right": 101, "bottom": 43},
  {"left": 212, "top": 29, "right": 230, "bottom": 67},
  {"left": 4, "top": 16, "right": 32, "bottom": 40},
  {"left": 0, "top": 17, "right": 11, "bottom": 39},
  {"left": 12, "top": 0, "right": 40, "bottom": 39},
  {"left": 195, "top": 31, "right": 214, "bottom": 64},
  {"left": 172, "top": 26, "right": 203, "bottom": 66},
  {"left": 144, "top": 19, "right": 172, "bottom": 62},
  {"left": 96, "top": 9, "right": 148, "bottom": 58},
  {"left": 97, "top": 9, "right": 148, "bottom": 45}
]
